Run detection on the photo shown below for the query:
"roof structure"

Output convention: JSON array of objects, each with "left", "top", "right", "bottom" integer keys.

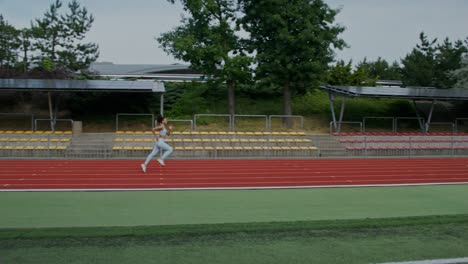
[
  {"left": 0, "top": 78, "right": 166, "bottom": 131},
  {"left": 0, "top": 78, "right": 165, "bottom": 93},
  {"left": 375, "top": 80, "right": 403, "bottom": 87},
  {"left": 320, "top": 85, "right": 468, "bottom": 134},
  {"left": 89, "top": 62, "right": 204, "bottom": 81},
  {"left": 320, "top": 85, "right": 468, "bottom": 101}
]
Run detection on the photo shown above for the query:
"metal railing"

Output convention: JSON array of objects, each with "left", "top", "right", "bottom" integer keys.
[
  {"left": 394, "top": 117, "right": 425, "bottom": 133},
  {"left": 168, "top": 119, "right": 194, "bottom": 131},
  {"left": 34, "top": 119, "right": 74, "bottom": 131},
  {"left": 329, "top": 121, "right": 363, "bottom": 134},
  {"left": 0, "top": 113, "right": 34, "bottom": 131},
  {"left": 193, "top": 114, "right": 305, "bottom": 131},
  {"left": 363, "top": 117, "right": 395, "bottom": 133},
  {"left": 268, "top": 115, "right": 304, "bottom": 130},
  {"left": 2, "top": 132, "right": 468, "bottom": 159},
  {"left": 194, "top": 114, "right": 233, "bottom": 131},
  {"left": 116, "top": 113, "right": 154, "bottom": 131},
  {"left": 233, "top": 115, "right": 268, "bottom": 131},
  {"left": 455, "top": 118, "right": 468, "bottom": 133},
  {"left": 427, "top": 122, "right": 455, "bottom": 133}
]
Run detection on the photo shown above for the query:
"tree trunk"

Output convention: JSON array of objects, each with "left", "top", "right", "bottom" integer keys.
[
  {"left": 23, "top": 48, "right": 28, "bottom": 73},
  {"left": 283, "top": 82, "right": 293, "bottom": 128}
]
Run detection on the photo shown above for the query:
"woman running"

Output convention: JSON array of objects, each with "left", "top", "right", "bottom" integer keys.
[{"left": 141, "top": 114, "right": 173, "bottom": 173}]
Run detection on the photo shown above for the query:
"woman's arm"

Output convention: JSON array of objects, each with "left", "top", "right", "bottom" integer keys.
[
  {"left": 167, "top": 125, "right": 173, "bottom": 136},
  {"left": 151, "top": 125, "right": 164, "bottom": 140}
]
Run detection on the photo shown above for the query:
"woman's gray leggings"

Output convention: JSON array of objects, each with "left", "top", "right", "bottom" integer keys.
[{"left": 144, "top": 140, "right": 173, "bottom": 165}]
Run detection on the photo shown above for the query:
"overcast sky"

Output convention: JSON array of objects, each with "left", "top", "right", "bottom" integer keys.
[{"left": 2, "top": 0, "right": 468, "bottom": 65}]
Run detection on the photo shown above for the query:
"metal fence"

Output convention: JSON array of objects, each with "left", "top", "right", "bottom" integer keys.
[
  {"left": 193, "top": 114, "right": 304, "bottom": 131},
  {"left": 168, "top": 119, "right": 194, "bottom": 131},
  {"left": 194, "top": 114, "right": 233, "bottom": 131},
  {"left": 116, "top": 113, "right": 154, "bottom": 131},
  {"left": 455, "top": 118, "right": 468, "bottom": 133},
  {"left": 363, "top": 117, "right": 395, "bottom": 133},
  {"left": 3, "top": 131, "right": 468, "bottom": 160},
  {"left": 0, "top": 113, "right": 34, "bottom": 131},
  {"left": 34, "top": 119, "right": 74, "bottom": 131},
  {"left": 329, "top": 121, "right": 363, "bottom": 134},
  {"left": 268, "top": 115, "right": 304, "bottom": 130}
]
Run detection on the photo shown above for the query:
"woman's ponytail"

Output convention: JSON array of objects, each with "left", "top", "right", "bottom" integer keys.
[{"left": 156, "top": 114, "right": 165, "bottom": 125}]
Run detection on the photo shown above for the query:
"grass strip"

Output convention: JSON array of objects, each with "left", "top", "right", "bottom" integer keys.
[{"left": 1, "top": 214, "right": 467, "bottom": 240}]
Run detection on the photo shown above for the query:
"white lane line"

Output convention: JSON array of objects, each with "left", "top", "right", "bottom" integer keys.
[
  {"left": 1, "top": 181, "right": 468, "bottom": 192},
  {"left": 376, "top": 256, "right": 468, "bottom": 264}
]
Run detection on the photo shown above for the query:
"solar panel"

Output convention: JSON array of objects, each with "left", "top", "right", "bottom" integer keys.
[
  {"left": 320, "top": 85, "right": 468, "bottom": 100},
  {"left": 0, "top": 79, "right": 165, "bottom": 93}
]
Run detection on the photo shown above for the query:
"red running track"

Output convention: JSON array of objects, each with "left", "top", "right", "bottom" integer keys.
[{"left": 1, "top": 158, "right": 468, "bottom": 191}]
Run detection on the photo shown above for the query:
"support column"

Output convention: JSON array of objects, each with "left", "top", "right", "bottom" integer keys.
[
  {"left": 412, "top": 100, "right": 425, "bottom": 133},
  {"left": 160, "top": 93, "right": 164, "bottom": 116},
  {"left": 337, "top": 97, "right": 346, "bottom": 133},
  {"left": 47, "top": 91, "right": 55, "bottom": 132},
  {"left": 425, "top": 100, "right": 436, "bottom": 133},
  {"left": 328, "top": 92, "right": 338, "bottom": 132}
]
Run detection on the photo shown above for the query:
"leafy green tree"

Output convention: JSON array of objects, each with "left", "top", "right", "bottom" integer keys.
[
  {"left": 158, "top": 0, "right": 253, "bottom": 116},
  {"left": 401, "top": 33, "right": 467, "bottom": 88},
  {"left": 17, "top": 28, "right": 33, "bottom": 73},
  {"left": 31, "top": 0, "right": 65, "bottom": 70},
  {"left": 31, "top": 0, "right": 99, "bottom": 73},
  {"left": 357, "top": 57, "right": 401, "bottom": 80},
  {"left": 240, "top": 0, "right": 346, "bottom": 127},
  {"left": 434, "top": 38, "right": 467, "bottom": 88},
  {"left": 0, "top": 14, "right": 20, "bottom": 68},
  {"left": 401, "top": 32, "right": 437, "bottom": 87},
  {"left": 352, "top": 62, "right": 376, "bottom": 86},
  {"left": 328, "top": 60, "right": 376, "bottom": 86},
  {"left": 387, "top": 61, "right": 403, "bottom": 80},
  {"left": 58, "top": 0, "right": 99, "bottom": 71},
  {"left": 328, "top": 60, "right": 353, "bottom": 85},
  {"left": 452, "top": 52, "right": 468, "bottom": 88}
]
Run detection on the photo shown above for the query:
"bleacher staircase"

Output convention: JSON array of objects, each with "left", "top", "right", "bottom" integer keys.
[{"left": 65, "top": 133, "right": 113, "bottom": 159}]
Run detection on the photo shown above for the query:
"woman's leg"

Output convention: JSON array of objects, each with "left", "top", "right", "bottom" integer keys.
[
  {"left": 156, "top": 140, "right": 173, "bottom": 160},
  {"left": 144, "top": 144, "right": 160, "bottom": 165}
]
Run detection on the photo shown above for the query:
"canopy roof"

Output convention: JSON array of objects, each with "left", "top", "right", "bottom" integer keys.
[
  {"left": 89, "top": 62, "right": 203, "bottom": 81},
  {"left": 320, "top": 85, "right": 468, "bottom": 101},
  {"left": 0, "top": 78, "right": 165, "bottom": 93}
]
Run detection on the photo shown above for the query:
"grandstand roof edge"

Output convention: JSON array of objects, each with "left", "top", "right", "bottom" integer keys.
[
  {"left": 320, "top": 85, "right": 468, "bottom": 101},
  {"left": 0, "top": 78, "right": 165, "bottom": 93}
]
